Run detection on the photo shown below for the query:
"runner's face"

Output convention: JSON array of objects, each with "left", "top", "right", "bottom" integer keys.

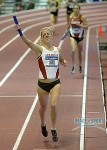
[
  {"left": 42, "top": 29, "right": 52, "bottom": 43},
  {"left": 73, "top": 5, "right": 80, "bottom": 14}
]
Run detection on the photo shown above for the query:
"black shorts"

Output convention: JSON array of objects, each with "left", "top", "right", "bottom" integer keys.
[
  {"left": 67, "top": 11, "right": 73, "bottom": 15},
  {"left": 70, "top": 34, "right": 84, "bottom": 43},
  {"left": 50, "top": 10, "right": 58, "bottom": 16},
  {"left": 67, "top": 8, "right": 73, "bottom": 15},
  {"left": 38, "top": 79, "right": 61, "bottom": 93}
]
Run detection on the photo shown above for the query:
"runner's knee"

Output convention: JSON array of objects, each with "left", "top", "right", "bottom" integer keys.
[
  {"left": 51, "top": 103, "right": 56, "bottom": 110},
  {"left": 39, "top": 105, "right": 47, "bottom": 112}
]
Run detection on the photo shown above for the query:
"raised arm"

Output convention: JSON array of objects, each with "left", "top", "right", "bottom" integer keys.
[{"left": 15, "top": 24, "right": 42, "bottom": 57}]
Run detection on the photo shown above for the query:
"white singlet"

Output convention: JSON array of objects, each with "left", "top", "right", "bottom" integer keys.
[
  {"left": 38, "top": 46, "right": 59, "bottom": 79},
  {"left": 69, "top": 14, "right": 84, "bottom": 38}
]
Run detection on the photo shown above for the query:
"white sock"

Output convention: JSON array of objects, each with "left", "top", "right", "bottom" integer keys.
[
  {"left": 41, "top": 124, "right": 46, "bottom": 126},
  {"left": 51, "top": 128, "right": 56, "bottom": 130}
]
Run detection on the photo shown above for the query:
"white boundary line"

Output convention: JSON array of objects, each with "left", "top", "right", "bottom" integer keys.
[
  {"left": 0, "top": 16, "right": 50, "bottom": 34},
  {"left": 0, "top": 95, "right": 35, "bottom": 98},
  {"left": 0, "top": 13, "right": 65, "bottom": 34},
  {"left": 80, "top": 28, "right": 90, "bottom": 150},
  {"left": 0, "top": 8, "right": 47, "bottom": 19},
  {"left": 1, "top": 13, "right": 107, "bottom": 34},
  {"left": 0, "top": 11, "right": 49, "bottom": 24},
  {"left": 12, "top": 94, "right": 38, "bottom": 150},
  {"left": 0, "top": 36, "right": 40, "bottom": 87},
  {"left": 0, "top": 94, "right": 82, "bottom": 98},
  {"left": 0, "top": 3, "right": 106, "bottom": 24},
  {"left": 0, "top": 9, "right": 65, "bottom": 24}
]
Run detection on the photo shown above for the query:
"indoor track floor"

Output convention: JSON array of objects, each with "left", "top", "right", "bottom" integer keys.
[{"left": 0, "top": 2, "right": 107, "bottom": 150}]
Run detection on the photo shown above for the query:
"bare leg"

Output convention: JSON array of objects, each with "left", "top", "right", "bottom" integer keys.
[
  {"left": 70, "top": 37, "right": 78, "bottom": 72},
  {"left": 71, "top": 51, "right": 75, "bottom": 67},
  {"left": 50, "top": 83, "right": 61, "bottom": 129},
  {"left": 50, "top": 14, "right": 55, "bottom": 32},
  {"left": 50, "top": 83, "right": 61, "bottom": 142},
  {"left": 37, "top": 87, "right": 49, "bottom": 125},
  {"left": 78, "top": 41, "right": 83, "bottom": 66}
]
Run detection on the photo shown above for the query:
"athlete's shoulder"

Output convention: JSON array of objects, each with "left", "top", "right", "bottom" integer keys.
[
  {"left": 81, "top": 14, "right": 86, "bottom": 20},
  {"left": 69, "top": 12, "right": 74, "bottom": 19},
  {"left": 53, "top": 46, "right": 60, "bottom": 51}
]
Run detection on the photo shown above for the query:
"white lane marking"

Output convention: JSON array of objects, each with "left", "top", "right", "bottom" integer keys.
[
  {"left": 0, "top": 36, "right": 40, "bottom": 87},
  {"left": 0, "top": 13, "right": 65, "bottom": 34},
  {"left": 0, "top": 94, "right": 82, "bottom": 98},
  {"left": 0, "top": 95, "right": 36, "bottom": 98},
  {"left": 1, "top": 13, "right": 107, "bottom": 34},
  {"left": 0, "top": 4, "right": 106, "bottom": 24},
  {"left": 12, "top": 94, "right": 38, "bottom": 150},
  {"left": 0, "top": 11, "right": 48, "bottom": 24},
  {"left": 0, "top": 9, "right": 65, "bottom": 24},
  {"left": 0, "top": 8, "right": 47, "bottom": 20},
  {"left": 80, "top": 28, "right": 90, "bottom": 150},
  {"left": 0, "top": 36, "right": 39, "bottom": 86},
  {"left": 0, "top": 16, "right": 50, "bottom": 34}
]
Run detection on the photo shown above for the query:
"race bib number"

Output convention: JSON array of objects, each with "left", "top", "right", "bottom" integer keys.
[
  {"left": 73, "top": 28, "right": 80, "bottom": 34},
  {"left": 45, "top": 54, "right": 58, "bottom": 67},
  {"left": 49, "top": 59, "right": 55, "bottom": 66}
]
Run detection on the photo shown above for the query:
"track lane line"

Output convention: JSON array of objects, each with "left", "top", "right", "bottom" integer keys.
[
  {"left": 1, "top": 14, "right": 107, "bottom": 34},
  {"left": 12, "top": 94, "right": 38, "bottom": 150},
  {"left": 80, "top": 27, "right": 90, "bottom": 150},
  {"left": 0, "top": 4, "right": 106, "bottom": 24},
  {"left": 0, "top": 94, "right": 83, "bottom": 98},
  {"left": 0, "top": 9, "right": 65, "bottom": 24},
  {"left": 0, "top": 13, "right": 65, "bottom": 34},
  {"left": 0, "top": 36, "right": 40, "bottom": 87},
  {"left": 0, "top": 16, "right": 50, "bottom": 34},
  {"left": 0, "top": 8, "right": 47, "bottom": 20}
]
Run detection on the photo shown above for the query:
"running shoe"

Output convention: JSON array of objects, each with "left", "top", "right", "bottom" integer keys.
[
  {"left": 71, "top": 67, "right": 76, "bottom": 74},
  {"left": 79, "top": 65, "right": 82, "bottom": 73},
  {"left": 41, "top": 125, "right": 48, "bottom": 137},
  {"left": 51, "top": 129, "right": 58, "bottom": 142}
]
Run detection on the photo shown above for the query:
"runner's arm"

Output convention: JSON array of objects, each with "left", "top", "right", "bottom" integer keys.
[{"left": 15, "top": 24, "right": 42, "bottom": 55}]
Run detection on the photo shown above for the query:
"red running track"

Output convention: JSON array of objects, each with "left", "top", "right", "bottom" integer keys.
[{"left": 0, "top": 2, "right": 107, "bottom": 150}]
